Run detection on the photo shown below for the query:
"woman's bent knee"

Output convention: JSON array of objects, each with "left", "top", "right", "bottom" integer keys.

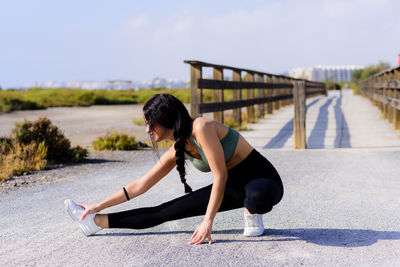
[{"left": 244, "top": 178, "right": 283, "bottom": 214}]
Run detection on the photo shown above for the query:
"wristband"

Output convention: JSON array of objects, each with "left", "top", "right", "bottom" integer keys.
[{"left": 123, "top": 187, "right": 130, "bottom": 201}]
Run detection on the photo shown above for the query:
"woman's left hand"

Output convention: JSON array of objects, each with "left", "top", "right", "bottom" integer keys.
[{"left": 190, "top": 219, "right": 213, "bottom": 245}]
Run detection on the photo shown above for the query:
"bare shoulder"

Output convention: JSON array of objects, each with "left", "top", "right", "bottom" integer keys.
[
  {"left": 192, "top": 117, "right": 227, "bottom": 140},
  {"left": 192, "top": 117, "right": 217, "bottom": 135},
  {"left": 193, "top": 117, "right": 213, "bottom": 129}
]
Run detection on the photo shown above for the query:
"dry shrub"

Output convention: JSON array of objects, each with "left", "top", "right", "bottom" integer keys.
[
  {"left": 0, "top": 141, "right": 47, "bottom": 181},
  {"left": 12, "top": 117, "right": 87, "bottom": 163},
  {"left": 0, "top": 117, "right": 88, "bottom": 181}
]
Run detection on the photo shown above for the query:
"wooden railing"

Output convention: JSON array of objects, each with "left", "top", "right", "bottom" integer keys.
[
  {"left": 359, "top": 65, "right": 400, "bottom": 130},
  {"left": 184, "top": 60, "right": 326, "bottom": 148}
]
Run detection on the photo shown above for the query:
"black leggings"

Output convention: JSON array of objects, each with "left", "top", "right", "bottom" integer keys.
[{"left": 108, "top": 149, "right": 284, "bottom": 229}]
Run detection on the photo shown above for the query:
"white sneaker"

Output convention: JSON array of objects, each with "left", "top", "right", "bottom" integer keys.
[
  {"left": 64, "top": 199, "right": 102, "bottom": 236},
  {"left": 243, "top": 212, "right": 264, "bottom": 237},
  {"left": 79, "top": 213, "right": 102, "bottom": 236},
  {"left": 64, "top": 199, "right": 85, "bottom": 222}
]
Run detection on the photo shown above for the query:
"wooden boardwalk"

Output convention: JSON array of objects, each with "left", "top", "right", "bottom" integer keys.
[{"left": 240, "top": 89, "right": 400, "bottom": 150}]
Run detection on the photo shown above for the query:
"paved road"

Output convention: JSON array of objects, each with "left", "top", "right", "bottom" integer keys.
[
  {"left": 1, "top": 89, "right": 400, "bottom": 266},
  {"left": 1, "top": 149, "right": 399, "bottom": 266}
]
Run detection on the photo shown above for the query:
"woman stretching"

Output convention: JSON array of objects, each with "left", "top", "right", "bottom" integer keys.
[{"left": 64, "top": 93, "right": 284, "bottom": 244}]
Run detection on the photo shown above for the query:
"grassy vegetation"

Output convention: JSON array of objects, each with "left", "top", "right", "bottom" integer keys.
[
  {"left": 132, "top": 117, "right": 146, "bottom": 126},
  {"left": 351, "top": 61, "right": 391, "bottom": 95},
  {"left": 92, "top": 132, "right": 139, "bottom": 151},
  {"left": 0, "top": 117, "right": 88, "bottom": 181},
  {"left": 0, "top": 88, "right": 192, "bottom": 112},
  {"left": 0, "top": 97, "right": 45, "bottom": 112},
  {"left": 146, "top": 140, "right": 175, "bottom": 148},
  {"left": 0, "top": 87, "right": 259, "bottom": 113}
]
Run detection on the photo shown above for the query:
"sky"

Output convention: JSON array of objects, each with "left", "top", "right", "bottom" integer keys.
[{"left": 0, "top": 0, "right": 399, "bottom": 89}]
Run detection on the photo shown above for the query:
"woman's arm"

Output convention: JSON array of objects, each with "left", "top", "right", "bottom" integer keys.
[
  {"left": 190, "top": 119, "right": 228, "bottom": 244},
  {"left": 80, "top": 146, "right": 176, "bottom": 220}
]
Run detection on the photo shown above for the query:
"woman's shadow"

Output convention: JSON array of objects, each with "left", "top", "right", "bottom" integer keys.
[{"left": 95, "top": 228, "right": 400, "bottom": 248}]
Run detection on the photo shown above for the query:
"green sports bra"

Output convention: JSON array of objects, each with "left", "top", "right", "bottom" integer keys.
[{"left": 184, "top": 127, "right": 240, "bottom": 172}]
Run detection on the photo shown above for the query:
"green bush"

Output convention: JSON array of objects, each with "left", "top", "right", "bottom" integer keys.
[
  {"left": 132, "top": 117, "right": 146, "bottom": 126},
  {"left": 92, "top": 132, "right": 139, "bottom": 151},
  {"left": 0, "top": 97, "right": 44, "bottom": 112},
  {"left": 68, "top": 145, "right": 88, "bottom": 162},
  {"left": 12, "top": 117, "right": 87, "bottom": 163},
  {"left": 352, "top": 61, "right": 391, "bottom": 83}
]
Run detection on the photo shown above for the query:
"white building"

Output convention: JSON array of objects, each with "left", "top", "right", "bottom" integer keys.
[
  {"left": 289, "top": 65, "right": 364, "bottom": 82},
  {"left": 31, "top": 79, "right": 189, "bottom": 90}
]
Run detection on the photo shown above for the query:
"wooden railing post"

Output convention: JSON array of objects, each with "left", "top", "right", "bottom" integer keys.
[
  {"left": 388, "top": 89, "right": 394, "bottom": 125},
  {"left": 375, "top": 78, "right": 381, "bottom": 110},
  {"left": 255, "top": 73, "right": 265, "bottom": 117},
  {"left": 232, "top": 70, "right": 242, "bottom": 126},
  {"left": 285, "top": 77, "right": 291, "bottom": 106},
  {"left": 374, "top": 77, "right": 379, "bottom": 109},
  {"left": 383, "top": 72, "right": 389, "bottom": 120},
  {"left": 279, "top": 77, "right": 285, "bottom": 108},
  {"left": 388, "top": 71, "right": 395, "bottom": 125},
  {"left": 213, "top": 67, "right": 224, "bottom": 123},
  {"left": 190, "top": 64, "right": 202, "bottom": 118},
  {"left": 394, "top": 69, "right": 400, "bottom": 130},
  {"left": 294, "top": 81, "right": 306, "bottom": 149},
  {"left": 369, "top": 79, "right": 376, "bottom": 107},
  {"left": 288, "top": 78, "right": 294, "bottom": 105},
  {"left": 265, "top": 75, "right": 273, "bottom": 114},
  {"left": 246, "top": 72, "right": 255, "bottom": 123},
  {"left": 273, "top": 76, "right": 280, "bottom": 111}
]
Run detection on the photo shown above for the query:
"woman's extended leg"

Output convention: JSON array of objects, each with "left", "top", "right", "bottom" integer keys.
[
  {"left": 106, "top": 175, "right": 283, "bottom": 230},
  {"left": 107, "top": 183, "right": 244, "bottom": 229}
]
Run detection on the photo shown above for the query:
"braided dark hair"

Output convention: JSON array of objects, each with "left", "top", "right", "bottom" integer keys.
[{"left": 143, "top": 94, "right": 193, "bottom": 194}]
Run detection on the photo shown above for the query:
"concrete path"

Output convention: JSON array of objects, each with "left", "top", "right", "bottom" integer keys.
[
  {"left": 241, "top": 89, "right": 400, "bottom": 150},
  {"left": 1, "top": 89, "right": 400, "bottom": 266}
]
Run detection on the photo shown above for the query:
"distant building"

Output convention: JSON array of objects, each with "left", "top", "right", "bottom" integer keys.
[
  {"left": 34, "top": 80, "right": 134, "bottom": 90},
  {"left": 30, "top": 78, "right": 189, "bottom": 90},
  {"left": 289, "top": 65, "right": 364, "bottom": 82}
]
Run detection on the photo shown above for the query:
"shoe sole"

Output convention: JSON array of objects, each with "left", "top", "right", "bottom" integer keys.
[
  {"left": 79, "top": 222, "right": 92, "bottom": 236},
  {"left": 243, "top": 228, "right": 265, "bottom": 237},
  {"left": 79, "top": 214, "right": 101, "bottom": 236},
  {"left": 64, "top": 199, "right": 80, "bottom": 222}
]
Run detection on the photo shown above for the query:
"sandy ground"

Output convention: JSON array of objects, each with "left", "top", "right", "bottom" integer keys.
[
  {"left": 0, "top": 104, "right": 215, "bottom": 149},
  {"left": 0, "top": 104, "right": 157, "bottom": 148}
]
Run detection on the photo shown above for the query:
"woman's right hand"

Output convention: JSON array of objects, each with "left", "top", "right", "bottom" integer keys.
[{"left": 78, "top": 203, "right": 100, "bottom": 221}]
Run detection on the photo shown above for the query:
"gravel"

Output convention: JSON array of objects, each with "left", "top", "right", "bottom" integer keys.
[
  {"left": 1, "top": 149, "right": 400, "bottom": 266},
  {"left": 0, "top": 150, "right": 156, "bottom": 195}
]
